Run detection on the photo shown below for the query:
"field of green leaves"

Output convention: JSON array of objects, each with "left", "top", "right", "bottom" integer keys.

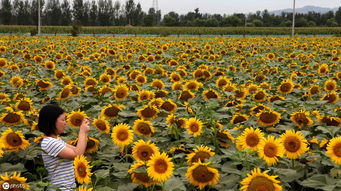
[
  {"left": 0, "top": 35, "right": 340, "bottom": 191},
  {"left": 1, "top": 26, "right": 341, "bottom": 36}
]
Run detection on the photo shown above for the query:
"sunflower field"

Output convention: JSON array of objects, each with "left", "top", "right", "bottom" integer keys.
[{"left": 0, "top": 35, "right": 340, "bottom": 191}]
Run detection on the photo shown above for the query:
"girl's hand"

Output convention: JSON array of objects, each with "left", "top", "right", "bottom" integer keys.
[{"left": 80, "top": 117, "right": 90, "bottom": 133}]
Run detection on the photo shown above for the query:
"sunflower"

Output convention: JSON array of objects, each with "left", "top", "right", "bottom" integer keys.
[
  {"left": 84, "top": 77, "right": 98, "bottom": 87},
  {"left": 133, "top": 119, "right": 155, "bottom": 137},
  {"left": 36, "top": 79, "right": 53, "bottom": 90},
  {"left": 101, "top": 104, "right": 124, "bottom": 119},
  {"left": 148, "top": 98, "right": 164, "bottom": 108},
  {"left": 317, "top": 64, "right": 328, "bottom": 75},
  {"left": 170, "top": 72, "right": 182, "bottom": 82},
  {"left": 44, "top": 60, "right": 55, "bottom": 70},
  {"left": 160, "top": 99, "right": 177, "bottom": 113},
  {"left": 147, "top": 152, "right": 174, "bottom": 182},
  {"left": 178, "top": 89, "right": 195, "bottom": 102},
  {"left": 10, "top": 76, "right": 24, "bottom": 88},
  {"left": 258, "top": 136, "right": 284, "bottom": 165},
  {"left": 76, "top": 186, "right": 93, "bottom": 191},
  {"left": 186, "top": 145, "right": 215, "bottom": 165},
  {"left": 203, "top": 89, "right": 220, "bottom": 100},
  {"left": 0, "top": 58, "right": 7, "bottom": 68},
  {"left": 0, "top": 128, "right": 30, "bottom": 152},
  {"left": 184, "top": 80, "right": 203, "bottom": 91},
  {"left": 137, "top": 105, "right": 159, "bottom": 120},
  {"left": 155, "top": 90, "right": 168, "bottom": 98},
  {"left": 74, "top": 155, "right": 93, "bottom": 185},
  {"left": 257, "top": 109, "right": 281, "bottom": 127},
  {"left": 99, "top": 73, "right": 111, "bottom": 84},
  {"left": 238, "top": 127, "right": 264, "bottom": 151},
  {"left": 224, "top": 82, "right": 237, "bottom": 92},
  {"left": 67, "top": 110, "right": 88, "bottom": 128},
  {"left": 230, "top": 114, "right": 249, "bottom": 124},
  {"left": 250, "top": 104, "right": 270, "bottom": 116},
  {"left": 151, "top": 79, "right": 165, "bottom": 90},
  {"left": 60, "top": 76, "right": 73, "bottom": 86},
  {"left": 186, "top": 117, "right": 203, "bottom": 137},
  {"left": 234, "top": 88, "right": 248, "bottom": 99},
  {"left": 93, "top": 116, "right": 110, "bottom": 134},
  {"left": 216, "top": 76, "right": 230, "bottom": 89},
  {"left": 0, "top": 172, "right": 30, "bottom": 190},
  {"left": 138, "top": 90, "right": 155, "bottom": 101},
  {"left": 308, "top": 85, "right": 320, "bottom": 95},
  {"left": 266, "top": 53, "right": 275, "bottom": 60},
  {"left": 186, "top": 161, "right": 220, "bottom": 190},
  {"left": 216, "top": 129, "right": 235, "bottom": 148},
  {"left": 132, "top": 140, "right": 160, "bottom": 161},
  {"left": 278, "top": 79, "right": 294, "bottom": 94},
  {"left": 111, "top": 123, "right": 134, "bottom": 147},
  {"left": 136, "top": 74, "right": 147, "bottom": 85},
  {"left": 326, "top": 137, "right": 341, "bottom": 165},
  {"left": 240, "top": 168, "right": 282, "bottom": 191},
  {"left": 320, "top": 92, "right": 339, "bottom": 104},
  {"left": 323, "top": 80, "right": 337, "bottom": 92},
  {"left": 69, "top": 137, "right": 100, "bottom": 154},
  {"left": 290, "top": 110, "right": 313, "bottom": 128},
  {"left": 114, "top": 84, "right": 129, "bottom": 100},
  {"left": 0, "top": 107, "right": 28, "bottom": 126},
  {"left": 15, "top": 98, "right": 34, "bottom": 112},
  {"left": 253, "top": 89, "right": 267, "bottom": 102},
  {"left": 57, "top": 85, "right": 72, "bottom": 100},
  {"left": 318, "top": 116, "right": 341, "bottom": 126},
  {"left": 280, "top": 130, "right": 308, "bottom": 159},
  {"left": 128, "top": 161, "right": 158, "bottom": 187},
  {"left": 70, "top": 85, "right": 81, "bottom": 96}
]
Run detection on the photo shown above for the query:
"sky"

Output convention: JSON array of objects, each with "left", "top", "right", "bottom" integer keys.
[{"left": 135, "top": 0, "right": 340, "bottom": 15}]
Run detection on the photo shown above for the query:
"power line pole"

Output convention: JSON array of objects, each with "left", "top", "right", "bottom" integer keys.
[
  {"left": 37, "top": 0, "right": 41, "bottom": 35},
  {"left": 292, "top": 0, "right": 296, "bottom": 37}
]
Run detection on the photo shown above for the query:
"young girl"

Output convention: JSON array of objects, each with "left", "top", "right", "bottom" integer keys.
[{"left": 38, "top": 103, "right": 90, "bottom": 191}]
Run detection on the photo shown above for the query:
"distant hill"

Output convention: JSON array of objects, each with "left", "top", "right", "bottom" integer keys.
[{"left": 270, "top": 5, "right": 339, "bottom": 15}]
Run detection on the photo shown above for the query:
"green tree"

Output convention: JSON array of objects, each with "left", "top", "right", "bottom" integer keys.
[
  {"left": 73, "top": 0, "right": 84, "bottom": 23},
  {"left": 0, "top": 0, "right": 12, "bottom": 24},
  {"left": 89, "top": 0, "right": 97, "bottom": 26},
  {"left": 335, "top": 7, "right": 341, "bottom": 26},
  {"left": 60, "top": 0, "right": 72, "bottom": 25},
  {"left": 125, "top": 0, "right": 135, "bottom": 25}
]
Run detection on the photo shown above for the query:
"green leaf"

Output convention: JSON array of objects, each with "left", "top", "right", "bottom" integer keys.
[
  {"left": 0, "top": 163, "right": 25, "bottom": 172},
  {"left": 117, "top": 183, "right": 138, "bottom": 191},
  {"left": 165, "top": 177, "right": 186, "bottom": 191},
  {"left": 300, "top": 174, "right": 337, "bottom": 191},
  {"left": 275, "top": 168, "right": 304, "bottom": 182}
]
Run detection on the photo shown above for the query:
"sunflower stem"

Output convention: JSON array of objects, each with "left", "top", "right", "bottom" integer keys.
[
  {"left": 161, "top": 181, "right": 165, "bottom": 191},
  {"left": 291, "top": 159, "right": 295, "bottom": 168}
]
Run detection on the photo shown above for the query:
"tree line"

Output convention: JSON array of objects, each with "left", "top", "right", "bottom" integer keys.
[{"left": 1, "top": 0, "right": 341, "bottom": 27}]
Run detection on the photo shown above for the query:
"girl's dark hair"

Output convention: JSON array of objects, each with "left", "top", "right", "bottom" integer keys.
[{"left": 38, "top": 102, "right": 65, "bottom": 136}]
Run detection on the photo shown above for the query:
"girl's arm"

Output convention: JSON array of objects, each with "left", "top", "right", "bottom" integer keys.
[{"left": 58, "top": 118, "right": 90, "bottom": 160}]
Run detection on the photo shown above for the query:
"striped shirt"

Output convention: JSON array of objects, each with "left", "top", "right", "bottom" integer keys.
[{"left": 41, "top": 137, "right": 76, "bottom": 191}]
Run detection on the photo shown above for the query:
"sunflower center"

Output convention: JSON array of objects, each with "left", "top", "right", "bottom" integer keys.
[
  {"left": 138, "top": 145, "right": 154, "bottom": 160},
  {"left": 175, "top": 119, "right": 185, "bottom": 128},
  {"left": 218, "top": 80, "right": 227, "bottom": 87},
  {"left": 18, "top": 101, "right": 30, "bottom": 111},
  {"left": 3, "top": 113, "right": 21, "bottom": 124},
  {"left": 179, "top": 91, "right": 194, "bottom": 101},
  {"left": 60, "top": 88, "right": 70, "bottom": 99},
  {"left": 104, "top": 106, "right": 120, "bottom": 117},
  {"left": 6, "top": 132, "right": 23, "bottom": 146},
  {"left": 284, "top": 136, "right": 301, "bottom": 152},
  {"left": 191, "top": 151, "right": 211, "bottom": 163},
  {"left": 137, "top": 122, "right": 152, "bottom": 135},
  {"left": 326, "top": 83, "right": 335, "bottom": 91},
  {"left": 246, "top": 133, "right": 259, "bottom": 147},
  {"left": 254, "top": 92, "right": 266, "bottom": 100},
  {"left": 95, "top": 120, "right": 107, "bottom": 131},
  {"left": 141, "top": 107, "right": 157, "bottom": 119},
  {"left": 37, "top": 80, "right": 50, "bottom": 88},
  {"left": 86, "top": 139, "right": 95, "bottom": 150},
  {"left": 134, "top": 172, "right": 152, "bottom": 183},
  {"left": 293, "top": 113, "right": 309, "bottom": 125},
  {"left": 77, "top": 163, "right": 87, "bottom": 177},
  {"left": 232, "top": 116, "right": 247, "bottom": 124},
  {"left": 264, "top": 143, "right": 277, "bottom": 157},
  {"left": 279, "top": 83, "right": 292, "bottom": 93},
  {"left": 248, "top": 176, "right": 275, "bottom": 191},
  {"left": 192, "top": 165, "right": 214, "bottom": 183},
  {"left": 116, "top": 89, "right": 128, "bottom": 98},
  {"left": 309, "top": 87, "right": 319, "bottom": 95},
  {"left": 71, "top": 115, "right": 84, "bottom": 126},
  {"left": 259, "top": 112, "right": 277, "bottom": 124},
  {"left": 117, "top": 130, "right": 128, "bottom": 141},
  {"left": 333, "top": 143, "right": 341, "bottom": 157},
  {"left": 322, "top": 94, "right": 337, "bottom": 104},
  {"left": 189, "top": 123, "right": 199, "bottom": 132},
  {"left": 154, "top": 159, "right": 168, "bottom": 173},
  {"left": 161, "top": 102, "right": 175, "bottom": 112},
  {"left": 205, "top": 91, "right": 218, "bottom": 99}
]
